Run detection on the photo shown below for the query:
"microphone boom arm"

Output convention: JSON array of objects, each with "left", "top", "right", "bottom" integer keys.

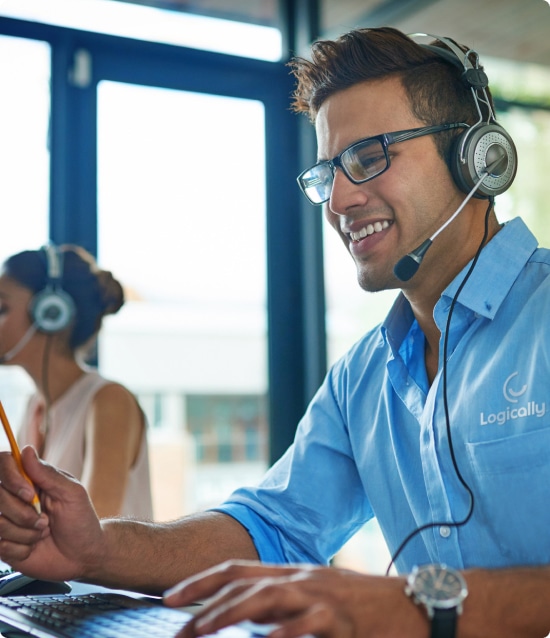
[{"left": 393, "top": 156, "right": 503, "bottom": 282}]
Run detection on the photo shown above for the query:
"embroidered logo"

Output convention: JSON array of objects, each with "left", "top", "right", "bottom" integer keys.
[
  {"left": 480, "top": 371, "right": 546, "bottom": 426},
  {"left": 502, "top": 372, "right": 527, "bottom": 403}
]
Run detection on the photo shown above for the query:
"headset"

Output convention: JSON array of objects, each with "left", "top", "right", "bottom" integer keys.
[
  {"left": 393, "top": 34, "right": 519, "bottom": 282},
  {"left": 415, "top": 33, "right": 517, "bottom": 198},
  {"left": 388, "top": 34, "right": 518, "bottom": 571},
  {"left": 29, "top": 244, "right": 76, "bottom": 334}
]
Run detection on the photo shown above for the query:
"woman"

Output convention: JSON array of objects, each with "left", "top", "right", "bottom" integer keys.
[{"left": 0, "top": 244, "right": 153, "bottom": 519}]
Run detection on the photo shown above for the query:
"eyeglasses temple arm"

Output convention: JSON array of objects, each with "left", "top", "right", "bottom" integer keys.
[{"left": 386, "top": 122, "right": 469, "bottom": 145}]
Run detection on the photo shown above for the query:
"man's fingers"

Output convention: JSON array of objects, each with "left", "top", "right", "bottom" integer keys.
[
  {"left": 188, "top": 579, "right": 323, "bottom": 636},
  {"left": 0, "top": 536, "right": 44, "bottom": 564},
  {"left": 270, "top": 602, "right": 353, "bottom": 638},
  {"left": 0, "top": 451, "right": 34, "bottom": 499},
  {"left": 165, "top": 560, "right": 304, "bottom": 607},
  {"left": 0, "top": 482, "right": 47, "bottom": 529},
  {"left": 21, "top": 446, "right": 77, "bottom": 494}
]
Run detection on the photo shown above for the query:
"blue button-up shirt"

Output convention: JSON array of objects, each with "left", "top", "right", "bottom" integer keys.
[{"left": 216, "top": 217, "right": 550, "bottom": 574}]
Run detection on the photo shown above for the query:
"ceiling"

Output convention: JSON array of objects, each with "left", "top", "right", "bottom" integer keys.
[
  {"left": 115, "top": 0, "right": 550, "bottom": 68},
  {"left": 333, "top": 0, "right": 550, "bottom": 68}
]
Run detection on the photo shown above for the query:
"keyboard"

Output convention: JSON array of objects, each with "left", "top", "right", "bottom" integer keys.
[{"left": 0, "top": 592, "right": 271, "bottom": 637}]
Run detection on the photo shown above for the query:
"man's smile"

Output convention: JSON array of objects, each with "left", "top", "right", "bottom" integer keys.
[{"left": 348, "top": 220, "right": 391, "bottom": 242}]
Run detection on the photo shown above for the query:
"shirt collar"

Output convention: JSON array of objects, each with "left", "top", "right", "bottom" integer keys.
[
  {"left": 381, "top": 217, "right": 538, "bottom": 346},
  {"left": 381, "top": 294, "right": 413, "bottom": 355},
  {"left": 441, "top": 217, "right": 538, "bottom": 319}
]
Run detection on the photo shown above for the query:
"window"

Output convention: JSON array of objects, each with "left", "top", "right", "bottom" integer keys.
[
  {"left": 0, "top": 0, "right": 282, "bottom": 60},
  {"left": 0, "top": 35, "right": 49, "bottom": 258},
  {"left": 187, "top": 394, "right": 267, "bottom": 464},
  {"left": 0, "top": 35, "right": 50, "bottom": 439},
  {"left": 97, "top": 81, "right": 269, "bottom": 520}
]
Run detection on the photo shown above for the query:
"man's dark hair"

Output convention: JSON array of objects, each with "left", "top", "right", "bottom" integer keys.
[{"left": 289, "top": 27, "right": 492, "bottom": 164}]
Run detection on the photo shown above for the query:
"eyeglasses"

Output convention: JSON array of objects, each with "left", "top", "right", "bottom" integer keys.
[{"left": 296, "top": 122, "right": 468, "bottom": 205}]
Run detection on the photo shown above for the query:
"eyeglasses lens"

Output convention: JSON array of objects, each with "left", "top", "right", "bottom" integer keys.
[
  {"left": 299, "top": 165, "right": 333, "bottom": 205},
  {"left": 299, "top": 138, "right": 388, "bottom": 205},
  {"left": 342, "top": 138, "right": 387, "bottom": 181}
]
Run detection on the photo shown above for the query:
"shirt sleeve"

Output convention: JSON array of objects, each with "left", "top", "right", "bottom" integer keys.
[{"left": 212, "top": 360, "right": 374, "bottom": 565}]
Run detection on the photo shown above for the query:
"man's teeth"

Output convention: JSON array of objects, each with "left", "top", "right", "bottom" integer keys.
[{"left": 350, "top": 220, "right": 390, "bottom": 241}]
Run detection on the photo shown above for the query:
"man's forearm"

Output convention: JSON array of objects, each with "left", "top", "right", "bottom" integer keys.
[
  {"left": 87, "top": 511, "right": 259, "bottom": 594},
  {"left": 461, "top": 566, "right": 550, "bottom": 638}
]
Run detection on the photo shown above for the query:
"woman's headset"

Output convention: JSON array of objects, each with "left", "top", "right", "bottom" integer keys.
[{"left": 29, "top": 244, "right": 76, "bottom": 334}]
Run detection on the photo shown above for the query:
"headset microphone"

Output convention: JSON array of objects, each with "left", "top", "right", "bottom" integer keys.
[
  {"left": 393, "top": 152, "right": 507, "bottom": 282},
  {"left": 0, "top": 323, "right": 38, "bottom": 363}
]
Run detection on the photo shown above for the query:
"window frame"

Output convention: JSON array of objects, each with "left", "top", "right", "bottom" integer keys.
[{"left": 0, "top": 14, "right": 324, "bottom": 463}]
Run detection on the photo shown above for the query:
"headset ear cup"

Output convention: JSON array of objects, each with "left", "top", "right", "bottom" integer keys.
[
  {"left": 450, "top": 123, "right": 518, "bottom": 198},
  {"left": 30, "top": 288, "right": 76, "bottom": 334}
]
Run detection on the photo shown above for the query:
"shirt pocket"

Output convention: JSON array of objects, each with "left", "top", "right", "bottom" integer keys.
[{"left": 465, "top": 428, "right": 550, "bottom": 565}]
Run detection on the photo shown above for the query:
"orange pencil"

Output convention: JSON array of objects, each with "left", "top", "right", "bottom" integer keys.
[{"left": 0, "top": 400, "right": 41, "bottom": 514}]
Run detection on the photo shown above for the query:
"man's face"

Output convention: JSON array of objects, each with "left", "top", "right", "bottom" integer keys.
[{"left": 316, "top": 76, "right": 465, "bottom": 293}]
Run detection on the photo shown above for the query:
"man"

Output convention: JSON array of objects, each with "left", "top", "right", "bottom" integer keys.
[{"left": 1, "top": 27, "right": 549, "bottom": 637}]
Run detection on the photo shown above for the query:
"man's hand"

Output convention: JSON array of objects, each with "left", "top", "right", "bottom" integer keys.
[
  {"left": 0, "top": 446, "right": 105, "bottom": 582},
  {"left": 164, "top": 560, "right": 427, "bottom": 638}
]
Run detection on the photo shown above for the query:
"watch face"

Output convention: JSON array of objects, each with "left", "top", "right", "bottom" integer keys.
[{"left": 410, "top": 564, "right": 468, "bottom": 609}]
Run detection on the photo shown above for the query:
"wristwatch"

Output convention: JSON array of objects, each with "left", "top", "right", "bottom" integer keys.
[{"left": 405, "top": 564, "right": 468, "bottom": 638}]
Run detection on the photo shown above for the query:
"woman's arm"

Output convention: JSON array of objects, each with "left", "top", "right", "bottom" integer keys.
[{"left": 81, "top": 383, "right": 144, "bottom": 518}]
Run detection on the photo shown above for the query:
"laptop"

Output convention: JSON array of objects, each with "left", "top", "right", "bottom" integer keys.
[{"left": 0, "top": 589, "right": 278, "bottom": 637}]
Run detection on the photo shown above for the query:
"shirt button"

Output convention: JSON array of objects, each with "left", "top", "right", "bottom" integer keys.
[{"left": 439, "top": 526, "right": 451, "bottom": 538}]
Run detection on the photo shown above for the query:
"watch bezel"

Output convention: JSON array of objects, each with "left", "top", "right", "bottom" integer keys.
[{"left": 405, "top": 564, "right": 468, "bottom": 613}]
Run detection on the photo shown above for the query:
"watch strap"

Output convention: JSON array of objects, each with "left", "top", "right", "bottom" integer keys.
[{"left": 431, "top": 607, "right": 457, "bottom": 638}]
